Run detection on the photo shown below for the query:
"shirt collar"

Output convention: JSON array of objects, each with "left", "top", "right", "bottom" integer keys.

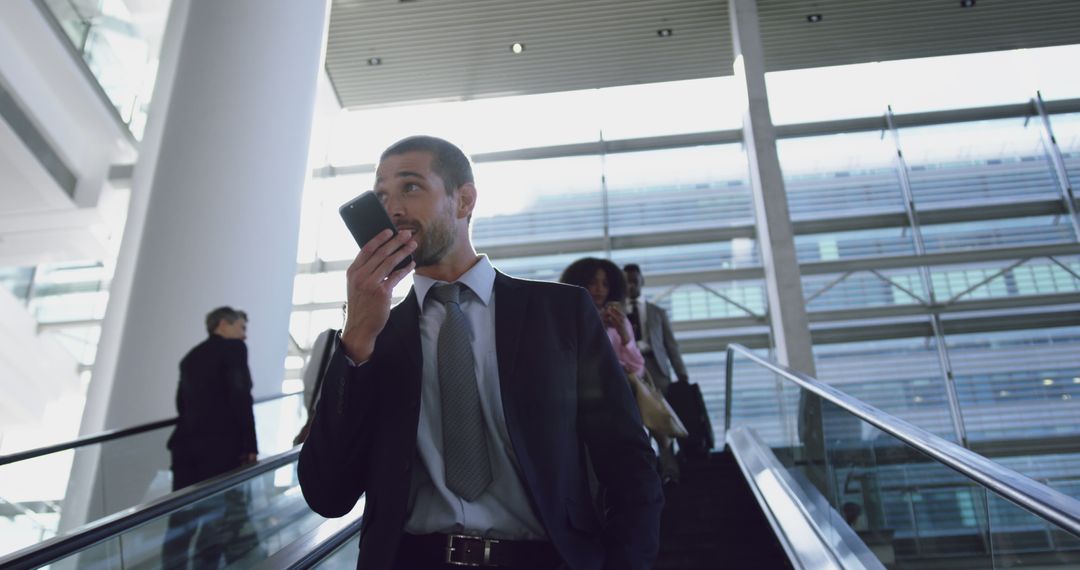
[{"left": 413, "top": 255, "right": 496, "bottom": 312}]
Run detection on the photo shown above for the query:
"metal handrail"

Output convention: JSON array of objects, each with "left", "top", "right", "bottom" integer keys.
[
  {"left": 0, "top": 446, "right": 303, "bottom": 570},
  {"left": 0, "top": 392, "right": 301, "bottom": 467},
  {"left": 724, "top": 343, "right": 1080, "bottom": 538}
]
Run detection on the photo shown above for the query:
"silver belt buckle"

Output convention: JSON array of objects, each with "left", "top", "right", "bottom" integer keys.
[{"left": 445, "top": 534, "right": 499, "bottom": 566}]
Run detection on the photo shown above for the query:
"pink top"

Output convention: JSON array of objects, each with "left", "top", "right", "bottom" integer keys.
[{"left": 606, "top": 314, "right": 645, "bottom": 376}]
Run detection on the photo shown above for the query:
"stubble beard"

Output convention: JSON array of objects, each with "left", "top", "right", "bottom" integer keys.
[{"left": 412, "top": 202, "right": 457, "bottom": 267}]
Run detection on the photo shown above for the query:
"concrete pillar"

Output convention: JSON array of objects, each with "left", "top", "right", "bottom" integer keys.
[
  {"left": 728, "top": 0, "right": 815, "bottom": 376},
  {"left": 63, "top": 0, "right": 329, "bottom": 530},
  {"left": 729, "top": 0, "right": 830, "bottom": 501}
]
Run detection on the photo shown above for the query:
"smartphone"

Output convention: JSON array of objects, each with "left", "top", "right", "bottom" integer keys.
[{"left": 339, "top": 191, "right": 413, "bottom": 271}]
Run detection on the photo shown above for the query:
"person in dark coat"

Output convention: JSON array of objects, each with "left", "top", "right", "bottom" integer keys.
[
  {"left": 162, "top": 306, "right": 261, "bottom": 568},
  {"left": 298, "top": 136, "right": 663, "bottom": 570}
]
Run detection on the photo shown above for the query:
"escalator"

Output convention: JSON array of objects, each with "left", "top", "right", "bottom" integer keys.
[{"left": 4, "top": 345, "right": 1080, "bottom": 569}]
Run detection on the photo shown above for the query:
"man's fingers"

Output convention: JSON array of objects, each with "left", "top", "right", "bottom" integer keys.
[
  {"left": 375, "top": 239, "right": 417, "bottom": 277},
  {"left": 385, "top": 260, "right": 417, "bottom": 289},
  {"left": 349, "top": 230, "right": 413, "bottom": 285}
]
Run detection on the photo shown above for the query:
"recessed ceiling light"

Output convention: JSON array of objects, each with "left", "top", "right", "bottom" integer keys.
[
  {"left": 1043, "top": 378, "right": 1055, "bottom": 386},
  {"left": 367, "top": 57, "right": 382, "bottom": 66},
  {"left": 806, "top": 14, "right": 823, "bottom": 23},
  {"left": 510, "top": 42, "right": 525, "bottom": 54},
  {"left": 960, "top": 0, "right": 975, "bottom": 7},
  {"left": 657, "top": 28, "right": 673, "bottom": 37}
]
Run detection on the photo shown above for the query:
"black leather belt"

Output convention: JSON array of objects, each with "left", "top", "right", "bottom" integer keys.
[{"left": 398, "top": 532, "right": 561, "bottom": 568}]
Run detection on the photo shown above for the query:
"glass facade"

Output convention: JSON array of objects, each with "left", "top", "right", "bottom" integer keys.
[{"left": 5, "top": 41, "right": 1079, "bottom": 563}]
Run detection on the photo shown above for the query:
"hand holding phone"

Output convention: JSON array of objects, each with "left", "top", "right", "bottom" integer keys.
[
  {"left": 339, "top": 191, "right": 414, "bottom": 271},
  {"left": 337, "top": 192, "right": 417, "bottom": 362}
]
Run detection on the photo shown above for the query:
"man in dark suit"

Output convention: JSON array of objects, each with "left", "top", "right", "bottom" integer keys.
[
  {"left": 163, "top": 306, "right": 260, "bottom": 568},
  {"left": 623, "top": 264, "right": 690, "bottom": 485},
  {"left": 299, "top": 136, "right": 663, "bottom": 570},
  {"left": 622, "top": 264, "right": 689, "bottom": 396}
]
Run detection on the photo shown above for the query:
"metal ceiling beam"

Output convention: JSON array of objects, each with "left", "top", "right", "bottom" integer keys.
[
  {"left": 296, "top": 199, "right": 1071, "bottom": 275},
  {"left": 311, "top": 98, "right": 1080, "bottom": 178},
  {"left": 676, "top": 305, "right": 1080, "bottom": 354}
]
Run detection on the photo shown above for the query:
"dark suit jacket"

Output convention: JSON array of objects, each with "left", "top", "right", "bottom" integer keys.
[
  {"left": 167, "top": 335, "right": 258, "bottom": 487},
  {"left": 298, "top": 272, "right": 663, "bottom": 570}
]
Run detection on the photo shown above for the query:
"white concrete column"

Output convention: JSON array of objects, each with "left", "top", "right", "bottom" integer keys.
[
  {"left": 728, "top": 0, "right": 815, "bottom": 376},
  {"left": 63, "top": 0, "right": 329, "bottom": 529}
]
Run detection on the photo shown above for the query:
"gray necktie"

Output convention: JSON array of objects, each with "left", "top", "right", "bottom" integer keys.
[{"left": 430, "top": 283, "right": 492, "bottom": 501}]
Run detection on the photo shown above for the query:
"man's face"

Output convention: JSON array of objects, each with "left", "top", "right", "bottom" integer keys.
[
  {"left": 625, "top": 270, "right": 643, "bottom": 300},
  {"left": 374, "top": 151, "right": 459, "bottom": 267},
  {"left": 218, "top": 318, "right": 247, "bottom": 340}
]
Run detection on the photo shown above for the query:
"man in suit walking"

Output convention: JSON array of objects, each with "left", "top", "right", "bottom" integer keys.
[
  {"left": 298, "top": 136, "right": 663, "bottom": 570},
  {"left": 163, "top": 306, "right": 261, "bottom": 567},
  {"left": 623, "top": 264, "right": 690, "bottom": 484}
]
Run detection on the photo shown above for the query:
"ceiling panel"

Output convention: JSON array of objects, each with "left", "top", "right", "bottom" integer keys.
[{"left": 326, "top": 0, "right": 1080, "bottom": 109}]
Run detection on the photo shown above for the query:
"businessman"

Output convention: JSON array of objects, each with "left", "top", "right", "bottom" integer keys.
[
  {"left": 298, "top": 136, "right": 663, "bottom": 569},
  {"left": 623, "top": 263, "right": 690, "bottom": 485},
  {"left": 163, "top": 306, "right": 260, "bottom": 568}
]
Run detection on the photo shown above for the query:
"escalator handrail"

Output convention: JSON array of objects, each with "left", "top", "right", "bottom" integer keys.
[
  {"left": 724, "top": 343, "right": 1080, "bottom": 538},
  {"left": 0, "top": 391, "right": 300, "bottom": 467},
  {"left": 0, "top": 446, "right": 303, "bottom": 570}
]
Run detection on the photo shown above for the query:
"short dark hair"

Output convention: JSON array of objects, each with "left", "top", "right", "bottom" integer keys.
[
  {"left": 559, "top": 257, "right": 628, "bottom": 304},
  {"left": 623, "top": 263, "right": 642, "bottom": 275},
  {"left": 206, "top": 306, "right": 247, "bottom": 335},
  {"left": 381, "top": 135, "right": 474, "bottom": 195}
]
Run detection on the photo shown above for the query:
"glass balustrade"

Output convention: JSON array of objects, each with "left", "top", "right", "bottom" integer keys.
[
  {"left": 726, "top": 346, "right": 1080, "bottom": 568},
  {"left": 0, "top": 392, "right": 305, "bottom": 559}
]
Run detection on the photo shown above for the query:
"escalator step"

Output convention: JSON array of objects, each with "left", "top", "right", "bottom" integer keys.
[{"left": 656, "top": 452, "right": 793, "bottom": 569}]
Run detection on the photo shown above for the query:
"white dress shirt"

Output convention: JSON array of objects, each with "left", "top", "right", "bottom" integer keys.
[{"left": 404, "top": 255, "right": 546, "bottom": 539}]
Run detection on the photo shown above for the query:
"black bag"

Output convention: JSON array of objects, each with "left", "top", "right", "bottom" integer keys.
[{"left": 665, "top": 381, "right": 715, "bottom": 460}]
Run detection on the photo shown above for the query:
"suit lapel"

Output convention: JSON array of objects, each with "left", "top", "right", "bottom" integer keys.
[
  {"left": 493, "top": 272, "right": 528, "bottom": 386},
  {"left": 385, "top": 288, "right": 423, "bottom": 395}
]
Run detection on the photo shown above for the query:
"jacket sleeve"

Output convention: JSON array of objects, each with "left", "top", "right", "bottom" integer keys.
[
  {"left": 297, "top": 335, "right": 381, "bottom": 518},
  {"left": 575, "top": 290, "right": 664, "bottom": 570},
  {"left": 658, "top": 306, "right": 689, "bottom": 381},
  {"left": 224, "top": 341, "right": 258, "bottom": 455}
]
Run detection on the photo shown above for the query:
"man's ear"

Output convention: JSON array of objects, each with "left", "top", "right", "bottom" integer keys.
[{"left": 456, "top": 183, "right": 477, "bottom": 220}]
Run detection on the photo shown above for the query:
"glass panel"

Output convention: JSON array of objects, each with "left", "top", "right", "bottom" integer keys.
[
  {"left": 0, "top": 266, "right": 34, "bottom": 301},
  {"left": 804, "top": 268, "right": 926, "bottom": 312},
  {"left": 604, "top": 144, "right": 752, "bottom": 235},
  {"left": 60, "top": 461, "right": 324, "bottom": 569},
  {"left": 0, "top": 395, "right": 304, "bottom": 558},
  {"left": 472, "top": 156, "right": 606, "bottom": 249},
  {"left": 897, "top": 118, "right": 1060, "bottom": 209},
  {"left": 796, "top": 227, "right": 916, "bottom": 263},
  {"left": 987, "top": 491, "right": 1080, "bottom": 567},
  {"left": 1052, "top": 112, "right": 1080, "bottom": 191},
  {"left": 38, "top": 0, "right": 166, "bottom": 138},
  {"left": 947, "top": 327, "right": 1080, "bottom": 448},
  {"left": 314, "top": 533, "right": 361, "bottom": 569},
  {"left": 778, "top": 132, "right": 902, "bottom": 220},
  {"left": 727, "top": 349, "right": 996, "bottom": 568},
  {"left": 813, "top": 338, "right": 957, "bottom": 441},
  {"left": 662, "top": 280, "right": 766, "bottom": 322},
  {"left": 766, "top": 45, "right": 1080, "bottom": 124}
]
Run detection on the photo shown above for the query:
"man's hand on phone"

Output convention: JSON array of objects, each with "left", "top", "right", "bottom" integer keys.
[{"left": 341, "top": 229, "right": 416, "bottom": 362}]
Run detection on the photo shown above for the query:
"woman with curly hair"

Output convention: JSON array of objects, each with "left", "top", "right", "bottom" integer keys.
[{"left": 559, "top": 257, "right": 644, "bottom": 376}]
